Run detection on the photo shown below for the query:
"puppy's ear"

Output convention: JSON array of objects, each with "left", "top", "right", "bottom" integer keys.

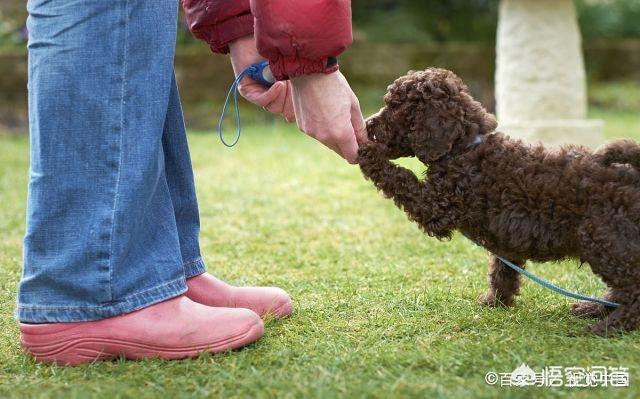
[{"left": 410, "top": 108, "right": 465, "bottom": 162}]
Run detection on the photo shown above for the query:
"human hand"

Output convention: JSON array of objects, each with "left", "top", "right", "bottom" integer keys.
[
  {"left": 290, "top": 71, "right": 367, "bottom": 164},
  {"left": 229, "top": 35, "right": 295, "bottom": 122}
]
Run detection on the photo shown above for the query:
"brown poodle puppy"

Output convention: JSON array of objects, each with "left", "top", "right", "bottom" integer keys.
[{"left": 358, "top": 68, "right": 640, "bottom": 336}]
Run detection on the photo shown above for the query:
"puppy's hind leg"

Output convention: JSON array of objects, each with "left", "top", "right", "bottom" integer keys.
[
  {"left": 478, "top": 255, "right": 525, "bottom": 307},
  {"left": 588, "top": 288, "right": 640, "bottom": 336},
  {"left": 578, "top": 215, "right": 640, "bottom": 335},
  {"left": 570, "top": 289, "right": 615, "bottom": 319}
]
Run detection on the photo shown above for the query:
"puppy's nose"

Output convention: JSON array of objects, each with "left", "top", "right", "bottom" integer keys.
[
  {"left": 366, "top": 109, "right": 383, "bottom": 124},
  {"left": 365, "top": 118, "right": 375, "bottom": 130},
  {"left": 365, "top": 119, "right": 379, "bottom": 141}
]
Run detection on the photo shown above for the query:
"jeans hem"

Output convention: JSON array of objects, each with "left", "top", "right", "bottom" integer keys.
[
  {"left": 16, "top": 276, "right": 187, "bottom": 323},
  {"left": 183, "top": 257, "right": 206, "bottom": 278}
]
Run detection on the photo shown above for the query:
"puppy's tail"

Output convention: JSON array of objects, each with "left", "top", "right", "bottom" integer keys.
[{"left": 594, "top": 139, "right": 640, "bottom": 169}]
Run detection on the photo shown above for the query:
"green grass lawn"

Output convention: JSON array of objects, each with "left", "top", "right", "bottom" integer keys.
[{"left": 1, "top": 109, "right": 639, "bottom": 398}]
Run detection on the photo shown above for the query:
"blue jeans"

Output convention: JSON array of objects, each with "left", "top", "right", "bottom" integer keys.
[{"left": 18, "top": 0, "right": 206, "bottom": 323}]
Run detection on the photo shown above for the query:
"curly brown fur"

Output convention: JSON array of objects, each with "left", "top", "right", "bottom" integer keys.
[{"left": 359, "top": 68, "right": 640, "bottom": 336}]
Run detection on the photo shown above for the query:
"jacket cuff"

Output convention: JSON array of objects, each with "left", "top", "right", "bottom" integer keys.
[
  {"left": 205, "top": 13, "right": 254, "bottom": 54},
  {"left": 269, "top": 56, "right": 339, "bottom": 80}
]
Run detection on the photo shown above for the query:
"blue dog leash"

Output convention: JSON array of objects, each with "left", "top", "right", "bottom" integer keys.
[
  {"left": 218, "top": 61, "right": 275, "bottom": 147},
  {"left": 491, "top": 254, "right": 620, "bottom": 308},
  {"left": 465, "top": 228, "right": 618, "bottom": 307}
]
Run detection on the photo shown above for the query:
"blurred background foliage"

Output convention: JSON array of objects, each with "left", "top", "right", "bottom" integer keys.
[
  {"left": 3, "top": 0, "right": 640, "bottom": 48},
  {"left": 351, "top": 0, "right": 640, "bottom": 42},
  {"left": 352, "top": 0, "right": 500, "bottom": 43},
  {"left": 1, "top": 0, "right": 639, "bottom": 132}
]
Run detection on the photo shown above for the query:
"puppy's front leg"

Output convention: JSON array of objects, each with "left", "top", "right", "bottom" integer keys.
[
  {"left": 359, "top": 142, "right": 425, "bottom": 213},
  {"left": 358, "top": 142, "right": 454, "bottom": 238},
  {"left": 478, "top": 255, "right": 525, "bottom": 307}
]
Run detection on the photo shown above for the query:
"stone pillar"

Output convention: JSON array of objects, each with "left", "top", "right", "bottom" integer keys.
[{"left": 495, "top": 0, "right": 603, "bottom": 147}]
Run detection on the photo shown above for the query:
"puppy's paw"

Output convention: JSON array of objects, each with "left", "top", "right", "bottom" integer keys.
[
  {"left": 586, "top": 321, "right": 618, "bottom": 337},
  {"left": 570, "top": 301, "right": 609, "bottom": 319},
  {"left": 477, "top": 291, "right": 514, "bottom": 307},
  {"left": 586, "top": 311, "right": 637, "bottom": 337},
  {"left": 359, "top": 141, "right": 387, "bottom": 154},
  {"left": 357, "top": 141, "right": 389, "bottom": 164}
]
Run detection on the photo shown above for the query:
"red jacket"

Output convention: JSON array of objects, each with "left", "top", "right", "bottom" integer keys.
[{"left": 182, "top": 0, "right": 353, "bottom": 80}]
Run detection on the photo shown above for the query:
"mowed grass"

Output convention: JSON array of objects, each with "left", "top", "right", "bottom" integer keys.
[{"left": 1, "top": 109, "right": 640, "bottom": 399}]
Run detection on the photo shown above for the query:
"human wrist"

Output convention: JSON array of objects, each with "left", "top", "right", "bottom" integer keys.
[
  {"left": 291, "top": 70, "right": 338, "bottom": 88},
  {"left": 228, "top": 35, "right": 263, "bottom": 77},
  {"left": 228, "top": 34, "right": 255, "bottom": 55}
]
